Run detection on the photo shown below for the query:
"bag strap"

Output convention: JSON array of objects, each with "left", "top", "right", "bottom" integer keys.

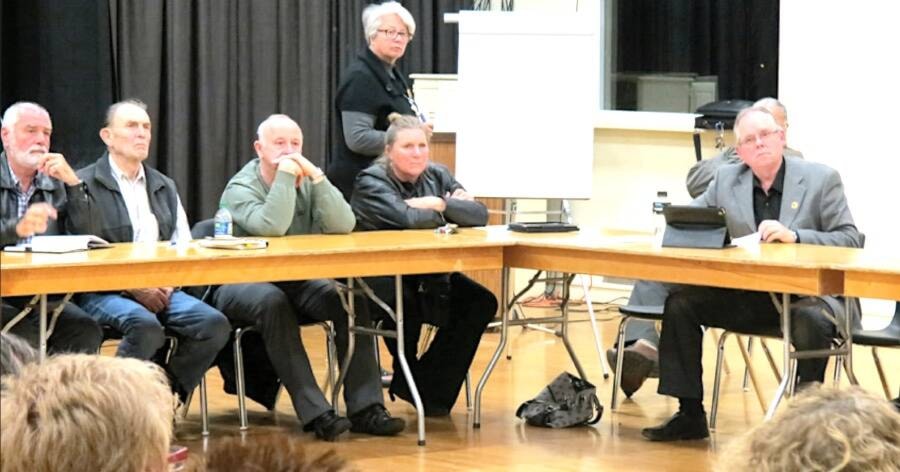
[{"left": 586, "top": 394, "right": 602, "bottom": 425}]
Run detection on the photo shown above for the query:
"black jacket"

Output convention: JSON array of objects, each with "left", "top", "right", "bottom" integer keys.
[
  {"left": 0, "top": 152, "right": 72, "bottom": 247},
  {"left": 67, "top": 153, "right": 180, "bottom": 243},
  {"left": 329, "top": 48, "right": 415, "bottom": 200},
  {"left": 351, "top": 160, "right": 488, "bottom": 230}
]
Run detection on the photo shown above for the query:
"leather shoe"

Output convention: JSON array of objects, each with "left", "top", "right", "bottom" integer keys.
[
  {"left": 350, "top": 404, "right": 406, "bottom": 436},
  {"left": 303, "top": 410, "right": 351, "bottom": 442},
  {"left": 606, "top": 339, "right": 659, "bottom": 397},
  {"left": 641, "top": 412, "right": 709, "bottom": 441},
  {"left": 389, "top": 383, "right": 451, "bottom": 417}
]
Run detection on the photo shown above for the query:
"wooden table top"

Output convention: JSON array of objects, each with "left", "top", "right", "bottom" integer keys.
[
  {"left": 3, "top": 226, "right": 897, "bottom": 299},
  {"left": 0, "top": 228, "right": 510, "bottom": 297}
]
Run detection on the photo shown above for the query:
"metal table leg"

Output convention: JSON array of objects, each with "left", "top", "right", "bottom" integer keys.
[{"left": 475, "top": 266, "right": 510, "bottom": 428}]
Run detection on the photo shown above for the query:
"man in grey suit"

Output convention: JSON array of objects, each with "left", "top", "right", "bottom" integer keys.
[
  {"left": 609, "top": 98, "right": 804, "bottom": 397},
  {"left": 641, "top": 106, "right": 861, "bottom": 441}
]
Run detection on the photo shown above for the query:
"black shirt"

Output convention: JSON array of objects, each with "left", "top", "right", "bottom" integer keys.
[{"left": 752, "top": 158, "right": 785, "bottom": 228}]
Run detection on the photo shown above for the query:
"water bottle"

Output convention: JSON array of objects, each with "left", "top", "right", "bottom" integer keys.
[
  {"left": 213, "top": 205, "right": 233, "bottom": 238},
  {"left": 652, "top": 190, "right": 670, "bottom": 246}
]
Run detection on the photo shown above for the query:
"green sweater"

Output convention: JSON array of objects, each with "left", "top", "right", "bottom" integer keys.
[{"left": 220, "top": 159, "right": 355, "bottom": 237}]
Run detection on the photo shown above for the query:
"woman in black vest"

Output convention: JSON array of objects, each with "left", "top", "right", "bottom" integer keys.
[{"left": 328, "top": 1, "right": 430, "bottom": 201}]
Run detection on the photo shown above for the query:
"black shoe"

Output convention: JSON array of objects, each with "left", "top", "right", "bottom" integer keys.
[
  {"left": 350, "top": 404, "right": 406, "bottom": 436},
  {"left": 606, "top": 341, "right": 657, "bottom": 397},
  {"left": 389, "top": 382, "right": 451, "bottom": 417},
  {"left": 641, "top": 412, "right": 710, "bottom": 442},
  {"left": 303, "top": 410, "right": 352, "bottom": 442}
]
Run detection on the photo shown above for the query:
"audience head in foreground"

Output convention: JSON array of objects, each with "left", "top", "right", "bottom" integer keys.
[
  {"left": 192, "top": 434, "right": 353, "bottom": 472},
  {"left": 0, "top": 332, "right": 37, "bottom": 379},
  {"left": 717, "top": 385, "right": 900, "bottom": 472},
  {"left": 1, "top": 354, "right": 175, "bottom": 472}
]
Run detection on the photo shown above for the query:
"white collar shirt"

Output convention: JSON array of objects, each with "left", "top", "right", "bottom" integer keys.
[{"left": 108, "top": 155, "right": 191, "bottom": 244}]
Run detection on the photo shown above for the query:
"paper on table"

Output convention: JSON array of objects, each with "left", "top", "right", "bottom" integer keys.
[{"left": 732, "top": 232, "right": 761, "bottom": 248}]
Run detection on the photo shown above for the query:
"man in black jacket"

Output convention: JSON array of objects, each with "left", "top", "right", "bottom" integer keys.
[
  {"left": 351, "top": 115, "right": 497, "bottom": 417},
  {"left": 67, "top": 100, "right": 230, "bottom": 400},
  {"left": 0, "top": 102, "right": 102, "bottom": 353}
]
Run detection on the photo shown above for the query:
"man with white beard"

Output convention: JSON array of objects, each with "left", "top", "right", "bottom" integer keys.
[{"left": 0, "top": 102, "right": 102, "bottom": 354}]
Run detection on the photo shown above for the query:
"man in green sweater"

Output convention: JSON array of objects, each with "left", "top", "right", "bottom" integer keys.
[{"left": 210, "top": 114, "right": 404, "bottom": 441}]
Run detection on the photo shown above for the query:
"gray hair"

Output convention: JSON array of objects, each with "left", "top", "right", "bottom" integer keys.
[
  {"left": 733, "top": 106, "right": 777, "bottom": 142},
  {"left": 752, "top": 97, "right": 788, "bottom": 122},
  {"left": 104, "top": 98, "right": 148, "bottom": 127},
  {"left": 1, "top": 102, "right": 50, "bottom": 130},
  {"left": 0, "top": 332, "right": 37, "bottom": 379},
  {"left": 363, "top": 1, "right": 416, "bottom": 44},
  {"left": 256, "top": 114, "right": 301, "bottom": 141}
]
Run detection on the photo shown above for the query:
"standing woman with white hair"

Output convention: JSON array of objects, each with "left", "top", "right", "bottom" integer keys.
[{"left": 328, "top": 1, "right": 431, "bottom": 201}]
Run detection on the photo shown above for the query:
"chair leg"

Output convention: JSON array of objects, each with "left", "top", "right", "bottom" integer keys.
[
  {"left": 735, "top": 336, "right": 767, "bottom": 413},
  {"left": 872, "top": 348, "right": 892, "bottom": 400},
  {"left": 200, "top": 374, "right": 209, "bottom": 436},
  {"left": 235, "top": 328, "right": 250, "bottom": 431},
  {"left": 611, "top": 317, "right": 630, "bottom": 411},
  {"left": 760, "top": 339, "right": 781, "bottom": 382},
  {"left": 465, "top": 371, "right": 472, "bottom": 410},
  {"left": 742, "top": 337, "right": 754, "bottom": 391},
  {"left": 833, "top": 355, "right": 843, "bottom": 386},
  {"left": 710, "top": 331, "right": 730, "bottom": 430}
]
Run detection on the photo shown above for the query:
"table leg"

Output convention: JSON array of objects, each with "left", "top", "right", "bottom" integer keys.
[
  {"left": 39, "top": 294, "right": 47, "bottom": 362},
  {"left": 765, "top": 292, "right": 792, "bottom": 420},
  {"left": 475, "top": 266, "right": 510, "bottom": 428}
]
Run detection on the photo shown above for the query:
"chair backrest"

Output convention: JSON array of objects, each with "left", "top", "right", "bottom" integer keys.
[{"left": 192, "top": 219, "right": 215, "bottom": 239}]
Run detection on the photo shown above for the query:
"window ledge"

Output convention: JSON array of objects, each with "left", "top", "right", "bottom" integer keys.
[{"left": 594, "top": 110, "right": 701, "bottom": 133}]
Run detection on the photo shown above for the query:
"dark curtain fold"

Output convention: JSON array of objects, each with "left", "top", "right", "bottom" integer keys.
[{"left": 616, "top": 0, "right": 779, "bottom": 102}]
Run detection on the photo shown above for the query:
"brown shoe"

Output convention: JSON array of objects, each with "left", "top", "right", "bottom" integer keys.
[{"left": 606, "top": 339, "right": 659, "bottom": 397}]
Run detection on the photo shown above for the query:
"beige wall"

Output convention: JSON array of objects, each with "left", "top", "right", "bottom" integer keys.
[{"left": 569, "top": 128, "right": 726, "bottom": 232}]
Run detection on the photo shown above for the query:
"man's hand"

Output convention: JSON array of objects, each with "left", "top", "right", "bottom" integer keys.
[
  {"left": 405, "top": 196, "right": 446, "bottom": 212},
  {"left": 758, "top": 220, "right": 798, "bottom": 243},
  {"left": 278, "top": 153, "right": 323, "bottom": 185},
  {"left": 446, "top": 188, "right": 474, "bottom": 201},
  {"left": 125, "top": 287, "right": 173, "bottom": 313},
  {"left": 38, "top": 153, "right": 80, "bottom": 186},
  {"left": 15, "top": 203, "right": 57, "bottom": 238}
]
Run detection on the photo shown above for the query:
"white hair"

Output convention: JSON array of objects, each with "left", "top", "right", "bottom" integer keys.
[
  {"left": 752, "top": 97, "right": 788, "bottom": 122},
  {"left": 1, "top": 102, "right": 50, "bottom": 130},
  {"left": 363, "top": 1, "right": 416, "bottom": 44},
  {"left": 256, "top": 114, "right": 301, "bottom": 141}
]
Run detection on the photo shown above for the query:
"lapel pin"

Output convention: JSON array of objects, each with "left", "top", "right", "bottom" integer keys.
[{"left": 791, "top": 201, "right": 799, "bottom": 210}]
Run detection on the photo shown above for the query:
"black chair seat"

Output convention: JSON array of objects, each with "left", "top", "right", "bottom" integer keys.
[
  {"left": 853, "top": 326, "right": 900, "bottom": 347},
  {"left": 618, "top": 305, "right": 664, "bottom": 319}
]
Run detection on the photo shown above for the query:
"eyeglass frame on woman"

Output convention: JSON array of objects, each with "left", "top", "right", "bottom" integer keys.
[
  {"left": 377, "top": 29, "right": 412, "bottom": 41},
  {"left": 737, "top": 128, "right": 783, "bottom": 148}
]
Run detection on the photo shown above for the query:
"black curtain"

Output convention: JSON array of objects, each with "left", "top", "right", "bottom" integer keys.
[
  {"left": 0, "top": 0, "right": 113, "bottom": 169},
  {"left": 616, "top": 0, "right": 779, "bottom": 102},
  {"left": 1, "top": 0, "right": 468, "bottom": 222}
]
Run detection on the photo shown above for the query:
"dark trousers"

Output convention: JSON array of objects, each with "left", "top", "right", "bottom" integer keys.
[
  {"left": 366, "top": 273, "right": 497, "bottom": 410},
  {"left": 212, "top": 280, "right": 383, "bottom": 424},
  {"left": 2, "top": 296, "right": 102, "bottom": 354},
  {"left": 658, "top": 286, "right": 836, "bottom": 401}
]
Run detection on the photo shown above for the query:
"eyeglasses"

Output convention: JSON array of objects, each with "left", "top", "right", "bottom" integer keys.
[
  {"left": 737, "top": 128, "right": 781, "bottom": 147},
  {"left": 377, "top": 29, "right": 412, "bottom": 41}
]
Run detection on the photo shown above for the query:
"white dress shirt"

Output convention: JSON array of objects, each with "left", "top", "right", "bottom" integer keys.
[{"left": 108, "top": 155, "right": 191, "bottom": 244}]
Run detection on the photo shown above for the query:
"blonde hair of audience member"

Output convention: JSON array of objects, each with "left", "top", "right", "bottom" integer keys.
[
  {"left": 0, "top": 354, "right": 175, "bottom": 472},
  {"left": 0, "top": 332, "right": 37, "bottom": 380},
  {"left": 190, "top": 434, "right": 353, "bottom": 472},
  {"left": 717, "top": 386, "right": 900, "bottom": 472}
]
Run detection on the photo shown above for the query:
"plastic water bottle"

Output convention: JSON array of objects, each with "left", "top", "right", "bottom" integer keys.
[
  {"left": 213, "top": 205, "right": 233, "bottom": 238},
  {"left": 652, "top": 190, "right": 670, "bottom": 246}
]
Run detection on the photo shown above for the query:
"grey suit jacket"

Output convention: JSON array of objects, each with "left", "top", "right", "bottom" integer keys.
[{"left": 631, "top": 155, "right": 860, "bottom": 325}]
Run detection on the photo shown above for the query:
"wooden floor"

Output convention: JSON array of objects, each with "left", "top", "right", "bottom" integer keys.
[{"left": 169, "top": 304, "right": 899, "bottom": 471}]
